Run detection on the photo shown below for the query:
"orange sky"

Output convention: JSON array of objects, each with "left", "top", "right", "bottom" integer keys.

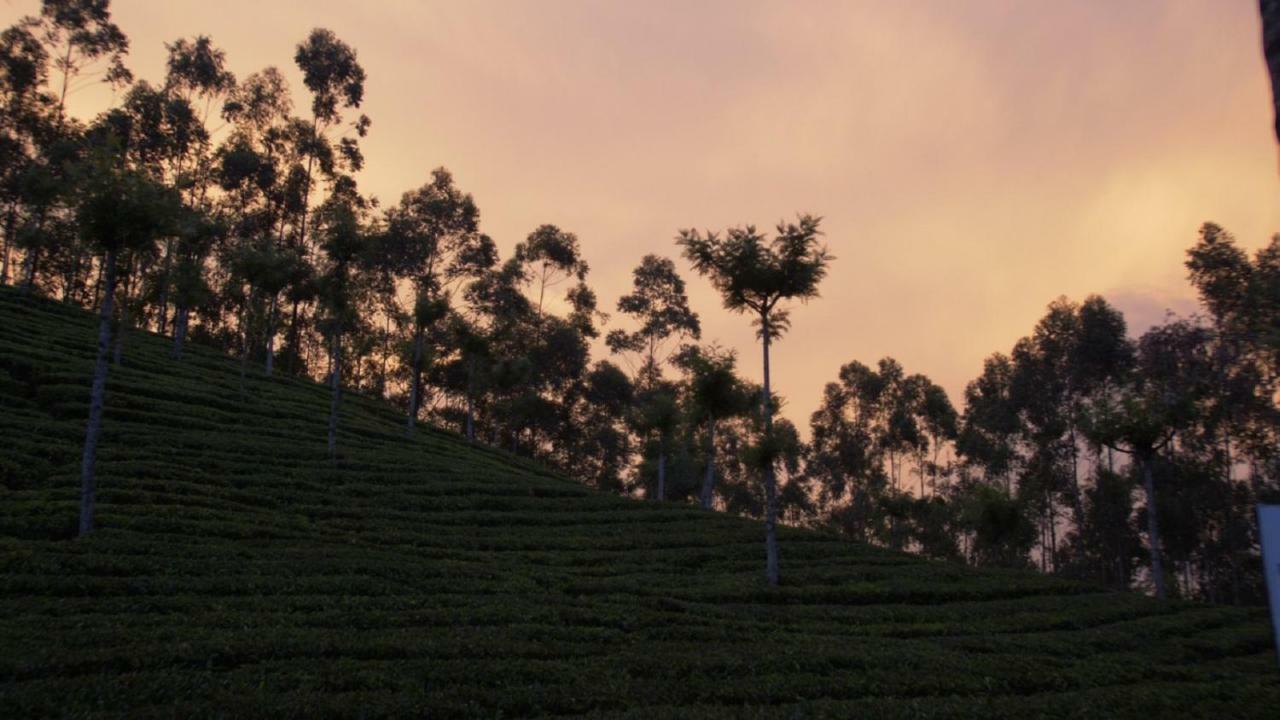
[{"left": 6, "top": 0, "right": 1280, "bottom": 431}]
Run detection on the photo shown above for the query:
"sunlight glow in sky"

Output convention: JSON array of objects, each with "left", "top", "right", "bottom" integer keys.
[{"left": 8, "top": 0, "right": 1280, "bottom": 430}]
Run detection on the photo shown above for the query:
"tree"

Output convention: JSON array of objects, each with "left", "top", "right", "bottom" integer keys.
[
  {"left": 607, "top": 254, "right": 700, "bottom": 386},
  {"left": 38, "top": 0, "right": 132, "bottom": 126},
  {"left": 678, "top": 213, "right": 833, "bottom": 586},
  {"left": 168, "top": 208, "right": 221, "bottom": 358},
  {"left": 513, "top": 224, "right": 587, "bottom": 316},
  {"left": 631, "top": 380, "right": 680, "bottom": 501},
  {"left": 1083, "top": 321, "right": 1212, "bottom": 599},
  {"left": 285, "top": 29, "right": 369, "bottom": 371},
  {"left": 677, "top": 345, "right": 752, "bottom": 510},
  {"left": 380, "top": 168, "right": 484, "bottom": 435},
  {"left": 74, "top": 155, "right": 178, "bottom": 535},
  {"left": 315, "top": 197, "right": 369, "bottom": 459},
  {"left": 0, "top": 18, "right": 50, "bottom": 286}
]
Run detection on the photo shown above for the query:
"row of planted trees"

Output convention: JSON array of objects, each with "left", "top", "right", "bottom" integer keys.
[
  {"left": 806, "top": 227, "right": 1279, "bottom": 603},
  {"left": 2, "top": 2, "right": 1277, "bottom": 597}
]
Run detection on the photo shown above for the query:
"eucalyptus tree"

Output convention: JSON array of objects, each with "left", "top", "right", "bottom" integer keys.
[
  {"left": 567, "top": 360, "right": 635, "bottom": 490},
  {"left": 445, "top": 312, "right": 490, "bottom": 442},
  {"left": 315, "top": 195, "right": 370, "bottom": 459},
  {"left": 37, "top": 0, "right": 132, "bottom": 126},
  {"left": 291, "top": 28, "right": 368, "bottom": 251},
  {"left": 606, "top": 254, "right": 701, "bottom": 386},
  {"left": 1083, "top": 320, "right": 1213, "bottom": 599},
  {"left": 168, "top": 208, "right": 222, "bottom": 358},
  {"left": 630, "top": 380, "right": 680, "bottom": 501},
  {"left": 218, "top": 67, "right": 295, "bottom": 371},
  {"left": 281, "top": 29, "right": 368, "bottom": 374},
  {"left": 678, "top": 213, "right": 833, "bottom": 586},
  {"left": 151, "top": 35, "right": 234, "bottom": 334},
  {"left": 676, "top": 344, "right": 753, "bottom": 510},
  {"left": 957, "top": 353, "right": 1020, "bottom": 493},
  {"left": 918, "top": 381, "right": 959, "bottom": 496},
  {"left": 381, "top": 168, "right": 484, "bottom": 434},
  {"left": 513, "top": 224, "right": 588, "bottom": 316},
  {"left": 808, "top": 360, "right": 891, "bottom": 540},
  {"left": 74, "top": 154, "right": 179, "bottom": 535},
  {"left": 0, "top": 19, "right": 50, "bottom": 285}
]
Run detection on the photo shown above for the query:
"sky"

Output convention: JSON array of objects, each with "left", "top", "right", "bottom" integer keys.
[{"left": 6, "top": 0, "right": 1280, "bottom": 432}]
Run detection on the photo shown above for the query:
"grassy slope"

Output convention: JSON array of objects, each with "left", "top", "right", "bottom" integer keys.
[{"left": 0, "top": 285, "right": 1276, "bottom": 719}]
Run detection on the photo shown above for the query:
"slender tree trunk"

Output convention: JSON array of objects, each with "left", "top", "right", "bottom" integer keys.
[
  {"left": 1140, "top": 453, "right": 1166, "bottom": 600},
  {"left": 91, "top": 259, "right": 105, "bottom": 312},
  {"left": 171, "top": 304, "right": 189, "bottom": 359},
  {"left": 0, "top": 204, "right": 14, "bottom": 285},
  {"left": 1068, "top": 425, "right": 1085, "bottom": 524},
  {"left": 327, "top": 327, "right": 343, "bottom": 460},
  {"left": 157, "top": 238, "right": 173, "bottom": 336},
  {"left": 286, "top": 299, "right": 301, "bottom": 375},
  {"left": 112, "top": 272, "right": 131, "bottom": 366},
  {"left": 760, "top": 313, "right": 780, "bottom": 587},
  {"left": 406, "top": 326, "right": 423, "bottom": 437},
  {"left": 264, "top": 293, "right": 277, "bottom": 376},
  {"left": 21, "top": 246, "right": 38, "bottom": 295},
  {"left": 1048, "top": 491, "right": 1057, "bottom": 573},
  {"left": 656, "top": 446, "right": 666, "bottom": 501},
  {"left": 62, "top": 248, "right": 81, "bottom": 303},
  {"left": 79, "top": 249, "right": 117, "bottom": 537},
  {"left": 701, "top": 419, "right": 717, "bottom": 510},
  {"left": 380, "top": 312, "right": 390, "bottom": 396},
  {"left": 239, "top": 318, "right": 250, "bottom": 399},
  {"left": 465, "top": 356, "right": 476, "bottom": 442}
]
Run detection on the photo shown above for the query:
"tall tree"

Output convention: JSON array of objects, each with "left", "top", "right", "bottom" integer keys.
[
  {"left": 74, "top": 155, "right": 178, "bottom": 535},
  {"left": 315, "top": 196, "right": 369, "bottom": 459},
  {"left": 1084, "top": 321, "right": 1212, "bottom": 599},
  {"left": 678, "top": 213, "right": 833, "bottom": 586},
  {"left": 380, "top": 168, "right": 484, "bottom": 435}
]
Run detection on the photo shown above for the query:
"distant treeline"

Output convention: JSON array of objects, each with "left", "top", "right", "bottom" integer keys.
[{"left": 1, "top": 1, "right": 1276, "bottom": 599}]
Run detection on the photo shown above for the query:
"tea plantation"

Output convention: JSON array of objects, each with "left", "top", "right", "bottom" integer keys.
[{"left": 0, "top": 286, "right": 1277, "bottom": 718}]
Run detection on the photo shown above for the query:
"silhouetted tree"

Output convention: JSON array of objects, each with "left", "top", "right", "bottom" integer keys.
[
  {"left": 679, "top": 213, "right": 832, "bottom": 586},
  {"left": 74, "top": 155, "right": 178, "bottom": 535}
]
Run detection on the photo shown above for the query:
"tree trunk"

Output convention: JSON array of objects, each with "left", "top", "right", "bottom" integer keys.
[
  {"left": 1048, "top": 491, "right": 1057, "bottom": 573},
  {"left": 112, "top": 273, "right": 131, "bottom": 366},
  {"left": 264, "top": 293, "right": 277, "bottom": 376},
  {"left": 465, "top": 356, "right": 475, "bottom": 442},
  {"left": 406, "top": 327, "right": 423, "bottom": 437},
  {"left": 171, "top": 304, "right": 189, "bottom": 359},
  {"left": 157, "top": 238, "right": 173, "bottom": 336},
  {"left": 0, "top": 204, "right": 14, "bottom": 285},
  {"left": 239, "top": 316, "right": 250, "bottom": 399},
  {"left": 91, "top": 259, "right": 105, "bottom": 312},
  {"left": 1068, "top": 425, "right": 1085, "bottom": 525},
  {"left": 1140, "top": 453, "right": 1166, "bottom": 600},
  {"left": 656, "top": 446, "right": 666, "bottom": 501},
  {"left": 760, "top": 312, "right": 780, "bottom": 587},
  {"left": 700, "top": 419, "right": 717, "bottom": 510},
  {"left": 327, "top": 327, "right": 343, "bottom": 460},
  {"left": 286, "top": 299, "right": 301, "bottom": 375},
  {"left": 21, "top": 246, "right": 38, "bottom": 295},
  {"left": 79, "top": 248, "right": 117, "bottom": 537}
]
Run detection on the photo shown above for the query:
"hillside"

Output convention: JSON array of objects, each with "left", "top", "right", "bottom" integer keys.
[{"left": 0, "top": 286, "right": 1277, "bottom": 719}]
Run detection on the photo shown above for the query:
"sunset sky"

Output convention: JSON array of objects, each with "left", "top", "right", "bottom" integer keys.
[{"left": 6, "top": 0, "right": 1280, "bottom": 431}]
